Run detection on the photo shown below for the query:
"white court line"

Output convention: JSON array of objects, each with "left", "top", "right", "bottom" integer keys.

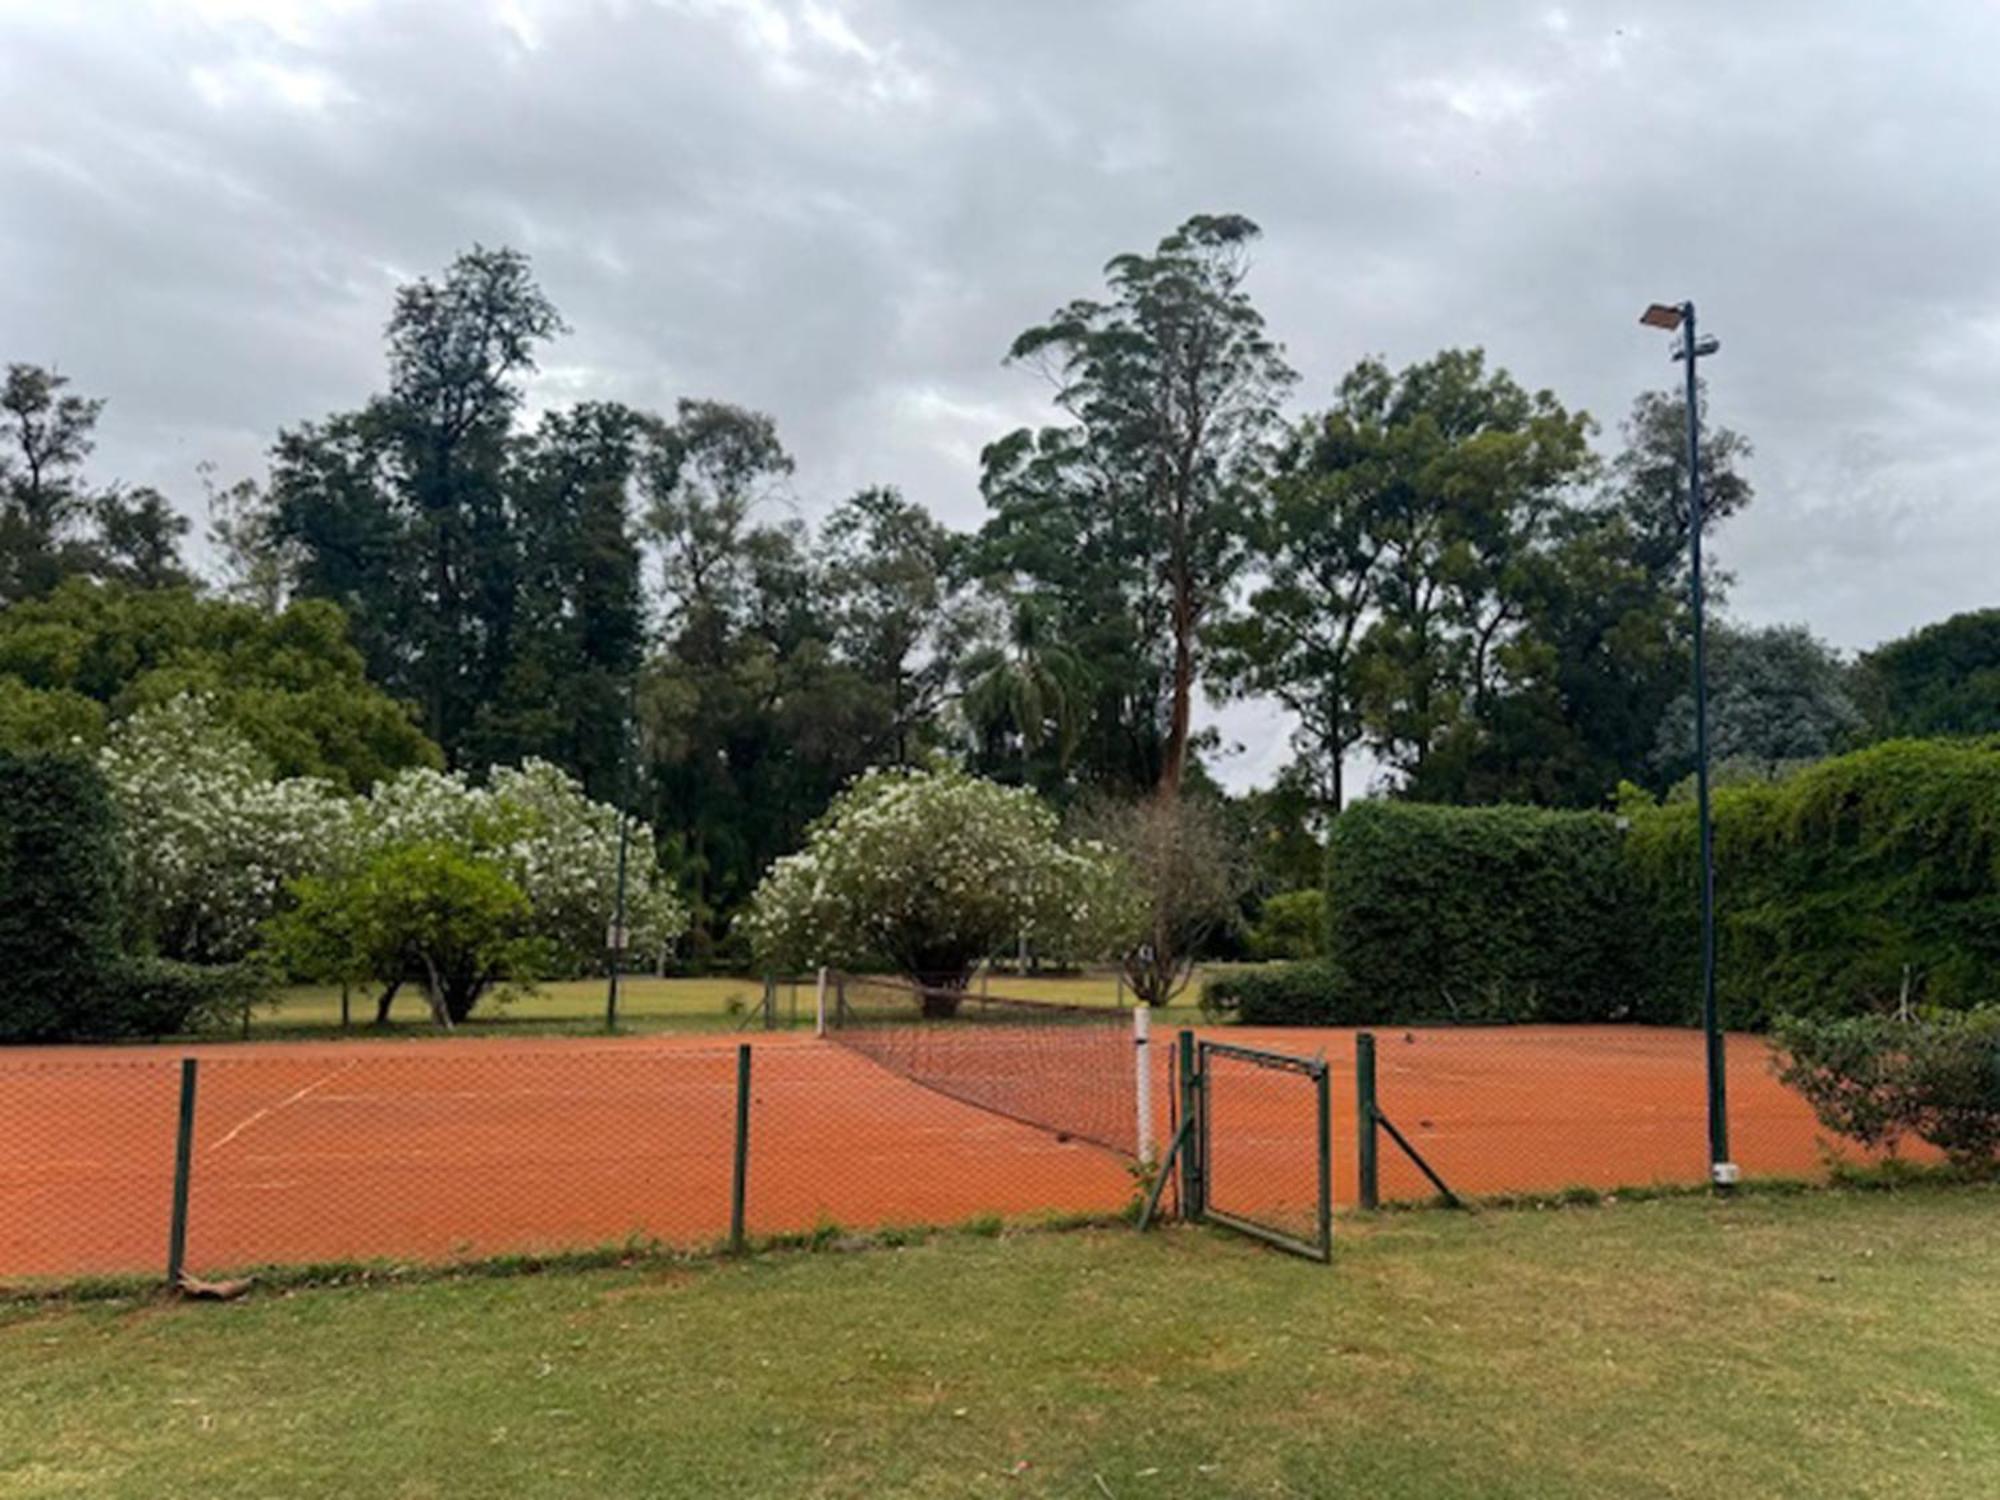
[{"left": 206, "top": 1061, "right": 357, "bottom": 1154}]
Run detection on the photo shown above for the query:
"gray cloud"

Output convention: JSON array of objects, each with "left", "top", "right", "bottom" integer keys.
[{"left": 5, "top": 0, "right": 1998, "bottom": 791}]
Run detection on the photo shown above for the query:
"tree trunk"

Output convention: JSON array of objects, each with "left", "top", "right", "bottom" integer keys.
[
  {"left": 373, "top": 980, "right": 402, "bottom": 1026},
  {"left": 1161, "top": 582, "right": 1195, "bottom": 800}
]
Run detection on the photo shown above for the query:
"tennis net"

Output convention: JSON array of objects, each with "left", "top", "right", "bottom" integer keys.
[{"left": 824, "top": 973, "right": 1146, "bottom": 1159}]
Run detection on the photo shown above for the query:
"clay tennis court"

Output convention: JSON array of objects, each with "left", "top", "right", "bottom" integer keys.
[{"left": 0, "top": 1024, "right": 1892, "bottom": 1283}]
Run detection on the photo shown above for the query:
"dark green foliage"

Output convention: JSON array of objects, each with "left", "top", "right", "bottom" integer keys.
[
  {"left": 1776, "top": 1010, "right": 2000, "bottom": 1166},
  {"left": 0, "top": 751, "right": 256, "bottom": 1040},
  {"left": 1626, "top": 739, "right": 2000, "bottom": 1029},
  {"left": 1324, "top": 800, "right": 1641, "bottom": 1024},
  {"left": 0, "top": 581, "right": 437, "bottom": 790},
  {"left": 115, "top": 956, "right": 266, "bottom": 1037},
  {"left": 1245, "top": 889, "right": 1325, "bottom": 960},
  {"left": 1203, "top": 961, "right": 1348, "bottom": 1025},
  {"left": 0, "top": 751, "right": 123, "bottom": 1041},
  {"left": 1855, "top": 608, "right": 2000, "bottom": 740}
]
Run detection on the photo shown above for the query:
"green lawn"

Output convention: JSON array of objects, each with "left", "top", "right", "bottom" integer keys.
[
  {"left": 240, "top": 968, "right": 1221, "bottom": 1041},
  {"left": 5, "top": 1189, "right": 1999, "bottom": 1497}
]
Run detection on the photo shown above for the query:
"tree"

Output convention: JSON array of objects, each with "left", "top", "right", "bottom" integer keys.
[
  {"left": 1854, "top": 608, "right": 2000, "bottom": 740},
  {"left": 984, "top": 214, "right": 1296, "bottom": 799},
  {"left": 471, "top": 402, "right": 645, "bottom": 798},
  {"left": 820, "top": 485, "right": 966, "bottom": 766},
  {"left": 1322, "top": 351, "right": 1595, "bottom": 795},
  {"left": 0, "top": 581, "right": 438, "bottom": 790},
  {"left": 958, "top": 595, "right": 1089, "bottom": 792},
  {"left": 1, "top": 364, "right": 195, "bottom": 604},
  {"left": 272, "top": 844, "right": 543, "bottom": 1028},
  {"left": 99, "top": 696, "right": 356, "bottom": 964},
  {"left": 269, "top": 247, "right": 566, "bottom": 760},
  {"left": 1651, "top": 623, "right": 1861, "bottom": 783},
  {"left": 266, "top": 758, "right": 687, "bottom": 1025},
  {"left": 742, "top": 765, "right": 1121, "bottom": 1005},
  {"left": 1209, "top": 400, "right": 1394, "bottom": 812},
  {"left": 0, "top": 363, "right": 103, "bottom": 603}
]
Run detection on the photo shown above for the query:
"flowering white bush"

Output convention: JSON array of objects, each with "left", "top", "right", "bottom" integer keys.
[
  {"left": 741, "top": 764, "right": 1128, "bottom": 986},
  {"left": 349, "top": 758, "right": 688, "bottom": 974},
  {"left": 101, "top": 696, "right": 686, "bottom": 979},
  {"left": 99, "top": 696, "right": 356, "bottom": 963}
]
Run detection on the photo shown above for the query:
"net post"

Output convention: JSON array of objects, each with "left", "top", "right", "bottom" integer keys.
[
  {"left": 1177, "top": 1029, "right": 1203, "bottom": 1219},
  {"left": 813, "top": 967, "right": 828, "bottom": 1037},
  {"left": 730, "top": 1043, "right": 752, "bottom": 1255},
  {"left": 1356, "top": 1032, "right": 1379, "bottom": 1211},
  {"left": 166, "top": 1057, "right": 199, "bottom": 1287},
  {"left": 1132, "top": 1006, "right": 1153, "bottom": 1164}
]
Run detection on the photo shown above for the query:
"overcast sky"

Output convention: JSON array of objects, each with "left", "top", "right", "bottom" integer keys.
[{"left": 5, "top": 0, "right": 1997, "bottom": 792}]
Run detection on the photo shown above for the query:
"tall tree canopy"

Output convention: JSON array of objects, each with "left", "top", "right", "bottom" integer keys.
[
  {"left": 0, "top": 581, "right": 438, "bottom": 790},
  {"left": 1854, "top": 607, "right": 2000, "bottom": 740},
  {"left": 1, "top": 363, "right": 193, "bottom": 605},
  {"left": 981, "top": 214, "right": 1296, "bottom": 799}
]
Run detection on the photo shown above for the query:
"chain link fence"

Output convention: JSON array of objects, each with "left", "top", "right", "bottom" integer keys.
[{"left": 1, "top": 1017, "right": 1909, "bottom": 1289}]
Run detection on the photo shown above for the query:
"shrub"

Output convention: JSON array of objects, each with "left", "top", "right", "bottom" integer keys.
[
  {"left": 115, "top": 956, "right": 268, "bottom": 1037},
  {"left": 1627, "top": 738, "right": 2000, "bottom": 1028},
  {"left": 0, "top": 750, "right": 125, "bottom": 1041},
  {"left": 0, "top": 750, "right": 252, "bottom": 1039},
  {"left": 1203, "top": 962, "right": 1348, "bottom": 1025},
  {"left": 1324, "top": 801, "right": 1642, "bottom": 1025},
  {"left": 742, "top": 765, "right": 1123, "bottom": 999},
  {"left": 1246, "top": 889, "right": 1325, "bottom": 960},
  {"left": 1775, "top": 1010, "right": 2000, "bottom": 1167}
]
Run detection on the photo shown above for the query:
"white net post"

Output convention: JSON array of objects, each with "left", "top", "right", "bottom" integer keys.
[
  {"left": 814, "top": 966, "right": 829, "bottom": 1038},
  {"left": 1133, "top": 1004, "right": 1153, "bottom": 1164}
]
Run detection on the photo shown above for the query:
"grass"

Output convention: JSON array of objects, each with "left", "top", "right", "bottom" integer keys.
[
  {"left": 226, "top": 968, "right": 1232, "bottom": 1042},
  {"left": 5, "top": 1188, "right": 1999, "bottom": 1497}
]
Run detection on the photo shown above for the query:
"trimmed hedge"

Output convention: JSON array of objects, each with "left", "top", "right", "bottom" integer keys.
[
  {"left": 1626, "top": 737, "right": 2000, "bottom": 1030},
  {"left": 1322, "top": 800, "right": 1644, "bottom": 1025},
  {"left": 0, "top": 751, "right": 126, "bottom": 1041},
  {"left": 1, "top": 750, "right": 256, "bottom": 1041}
]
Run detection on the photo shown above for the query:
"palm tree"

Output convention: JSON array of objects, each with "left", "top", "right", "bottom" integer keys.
[{"left": 960, "top": 598, "right": 1088, "bottom": 788}]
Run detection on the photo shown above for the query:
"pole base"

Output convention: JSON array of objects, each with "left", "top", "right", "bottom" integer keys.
[{"left": 1711, "top": 1162, "right": 1741, "bottom": 1188}]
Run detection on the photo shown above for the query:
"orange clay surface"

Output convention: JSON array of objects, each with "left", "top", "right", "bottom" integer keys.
[{"left": 0, "top": 1026, "right": 1910, "bottom": 1281}]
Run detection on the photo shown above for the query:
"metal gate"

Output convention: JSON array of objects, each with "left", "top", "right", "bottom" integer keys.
[{"left": 1144, "top": 1033, "right": 1331, "bottom": 1262}]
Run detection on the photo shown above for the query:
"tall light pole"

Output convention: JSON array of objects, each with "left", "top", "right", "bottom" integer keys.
[{"left": 1640, "top": 300, "right": 1736, "bottom": 1189}]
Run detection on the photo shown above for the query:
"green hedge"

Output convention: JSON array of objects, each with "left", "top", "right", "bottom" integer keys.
[
  {"left": 1, "top": 750, "right": 255, "bottom": 1041},
  {"left": 0, "top": 751, "right": 126, "bottom": 1041},
  {"left": 1627, "top": 738, "right": 2000, "bottom": 1029},
  {"left": 1322, "top": 800, "right": 1644, "bottom": 1025}
]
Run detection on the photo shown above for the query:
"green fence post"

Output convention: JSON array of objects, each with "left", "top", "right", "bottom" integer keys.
[
  {"left": 730, "top": 1043, "right": 752, "bottom": 1255},
  {"left": 1356, "top": 1032, "right": 1379, "bottom": 1212},
  {"left": 1316, "top": 1060, "right": 1333, "bottom": 1259},
  {"left": 166, "top": 1058, "right": 199, "bottom": 1286},
  {"left": 1177, "top": 1030, "right": 1203, "bottom": 1219}
]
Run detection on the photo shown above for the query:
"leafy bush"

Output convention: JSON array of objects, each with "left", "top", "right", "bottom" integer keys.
[
  {"left": 0, "top": 750, "right": 125, "bottom": 1041},
  {"left": 1203, "top": 962, "right": 1348, "bottom": 1025},
  {"left": 1626, "top": 738, "right": 2000, "bottom": 1028},
  {"left": 743, "top": 764, "right": 1124, "bottom": 998},
  {"left": 1323, "top": 801, "right": 1642, "bottom": 1025},
  {"left": 115, "top": 956, "right": 268, "bottom": 1037},
  {"left": 269, "top": 843, "right": 549, "bottom": 1027},
  {"left": 1776, "top": 1010, "right": 2000, "bottom": 1167},
  {"left": 1246, "top": 889, "right": 1325, "bottom": 960}
]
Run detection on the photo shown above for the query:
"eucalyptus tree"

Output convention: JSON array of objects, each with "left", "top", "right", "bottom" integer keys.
[{"left": 983, "top": 214, "right": 1295, "bottom": 799}]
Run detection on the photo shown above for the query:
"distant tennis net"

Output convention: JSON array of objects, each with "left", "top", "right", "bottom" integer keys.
[{"left": 822, "top": 973, "right": 1150, "bottom": 1159}]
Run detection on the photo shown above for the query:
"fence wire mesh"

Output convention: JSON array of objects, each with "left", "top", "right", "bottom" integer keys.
[
  {"left": 0, "top": 1017, "right": 1925, "bottom": 1288},
  {"left": 1355, "top": 1024, "right": 1930, "bottom": 1205},
  {"left": 1197, "top": 1040, "right": 1329, "bottom": 1259}
]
